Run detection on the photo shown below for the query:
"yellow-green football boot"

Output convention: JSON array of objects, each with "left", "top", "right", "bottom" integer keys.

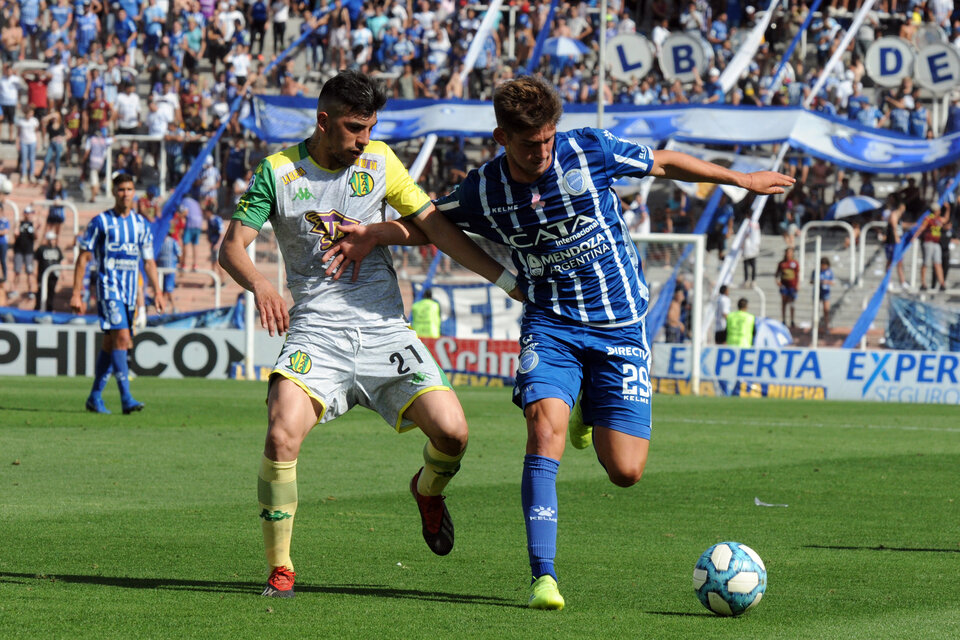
[{"left": 529, "top": 575, "right": 565, "bottom": 610}]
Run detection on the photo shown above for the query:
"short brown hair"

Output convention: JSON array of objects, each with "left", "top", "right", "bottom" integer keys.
[{"left": 493, "top": 75, "right": 563, "bottom": 134}]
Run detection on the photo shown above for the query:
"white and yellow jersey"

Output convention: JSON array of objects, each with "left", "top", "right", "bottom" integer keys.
[{"left": 233, "top": 139, "right": 431, "bottom": 328}]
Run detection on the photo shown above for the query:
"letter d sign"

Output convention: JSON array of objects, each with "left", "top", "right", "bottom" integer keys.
[{"left": 865, "top": 37, "right": 914, "bottom": 88}]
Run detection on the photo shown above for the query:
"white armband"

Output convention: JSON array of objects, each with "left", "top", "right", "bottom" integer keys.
[{"left": 495, "top": 269, "right": 517, "bottom": 293}]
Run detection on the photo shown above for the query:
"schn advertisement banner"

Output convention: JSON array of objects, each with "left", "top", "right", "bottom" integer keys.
[
  {"left": 653, "top": 344, "right": 960, "bottom": 404},
  {"left": 420, "top": 336, "right": 519, "bottom": 386}
]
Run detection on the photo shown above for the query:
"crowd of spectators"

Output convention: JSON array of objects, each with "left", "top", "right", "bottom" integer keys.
[{"left": 1, "top": 0, "right": 959, "bottom": 312}]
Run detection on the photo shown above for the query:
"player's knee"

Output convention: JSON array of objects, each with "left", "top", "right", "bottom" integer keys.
[
  {"left": 607, "top": 464, "right": 645, "bottom": 488},
  {"left": 264, "top": 424, "right": 302, "bottom": 460},
  {"left": 432, "top": 428, "right": 467, "bottom": 457}
]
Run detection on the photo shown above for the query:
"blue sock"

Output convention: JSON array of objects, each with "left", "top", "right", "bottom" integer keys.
[
  {"left": 110, "top": 349, "right": 132, "bottom": 403},
  {"left": 91, "top": 350, "right": 112, "bottom": 397},
  {"left": 522, "top": 454, "right": 560, "bottom": 581}
]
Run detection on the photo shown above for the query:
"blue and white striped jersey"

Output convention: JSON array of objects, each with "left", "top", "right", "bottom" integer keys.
[
  {"left": 79, "top": 209, "right": 155, "bottom": 307},
  {"left": 436, "top": 128, "right": 653, "bottom": 326}
]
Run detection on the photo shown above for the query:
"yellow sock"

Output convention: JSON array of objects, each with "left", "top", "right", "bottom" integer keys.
[
  {"left": 258, "top": 455, "right": 298, "bottom": 572},
  {"left": 417, "top": 441, "right": 465, "bottom": 497}
]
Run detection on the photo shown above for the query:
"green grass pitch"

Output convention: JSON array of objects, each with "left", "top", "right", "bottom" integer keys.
[{"left": 2, "top": 377, "right": 960, "bottom": 638}]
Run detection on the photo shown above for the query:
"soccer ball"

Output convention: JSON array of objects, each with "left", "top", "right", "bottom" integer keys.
[{"left": 692, "top": 541, "right": 767, "bottom": 616}]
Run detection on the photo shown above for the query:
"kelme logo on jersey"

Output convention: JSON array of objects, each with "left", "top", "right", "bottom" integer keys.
[
  {"left": 287, "top": 350, "right": 312, "bottom": 374},
  {"left": 348, "top": 171, "right": 374, "bottom": 197},
  {"left": 292, "top": 187, "right": 314, "bottom": 201},
  {"left": 304, "top": 210, "right": 361, "bottom": 249},
  {"left": 562, "top": 169, "right": 586, "bottom": 195}
]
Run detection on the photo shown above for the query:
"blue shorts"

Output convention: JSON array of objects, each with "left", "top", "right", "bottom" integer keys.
[
  {"left": 183, "top": 227, "right": 201, "bottom": 245},
  {"left": 163, "top": 272, "right": 177, "bottom": 293},
  {"left": 513, "top": 309, "right": 652, "bottom": 440},
  {"left": 819, "top": 289, "right": 831, "bottom": 301},
  {"left": 780, "top": 286, "right": 797, "bottom": 301},
  {"left": 884, "top": 244, "right": 895, "bottom": 263},
  {"left": 98, "top": 298, "right": 136, "bottom": 331}
]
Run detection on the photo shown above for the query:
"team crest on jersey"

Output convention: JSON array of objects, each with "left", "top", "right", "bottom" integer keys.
[
  {"left": 287, "top": 350, "right": 312, "bottom": 374},
  {"left": 527, "top": 253, "right": 544, "bottom": 277},
  {"left": 304, "top": 209, "right": 361, "bottom": 250},
  {"left": 562, "top": 169, "right": 586, "bottom": 195},
  {"left": 348, "top": 171, "right": 374, "bottom": 197}
]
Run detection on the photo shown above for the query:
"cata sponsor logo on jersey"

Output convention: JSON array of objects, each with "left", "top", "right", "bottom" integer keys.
[
  {"left": 287, "top": 350, "right": 312, "bottom": 374},
  {"left": 304, "top": 209, "right": 361, "bottom": 250},
  {"left": 505, "top": 214, "right": 597, "bottom": 249},
  {"left": 348, "top": 171, "right": 375, "bottom": 197}
]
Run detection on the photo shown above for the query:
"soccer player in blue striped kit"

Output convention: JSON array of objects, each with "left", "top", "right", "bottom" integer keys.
[
  {"left": 70, "top": 173, "right": 164, "bottom": 414},
  {"left": 332, "top": 76, "right": 793, "bottom": 609}
]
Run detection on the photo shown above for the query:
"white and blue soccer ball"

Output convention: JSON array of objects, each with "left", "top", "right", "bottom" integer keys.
[{"left": 692, "top": 541, "right": 767, "bottom": 616}]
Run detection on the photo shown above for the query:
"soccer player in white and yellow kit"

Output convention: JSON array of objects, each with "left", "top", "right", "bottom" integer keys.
[{"left": 219, "top": 71, "right": 521, "bottom": 598}]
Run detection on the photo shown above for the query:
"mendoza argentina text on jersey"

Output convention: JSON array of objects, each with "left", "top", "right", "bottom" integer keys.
[
  {"left": 79, "top": 209, "right": 155, "bottom": 307},
  {"left": 435, "top": 128, "right": 652, "bottom": 326},
  {"left": 233, "top": 140, "right": 432, "bottom": 327}
]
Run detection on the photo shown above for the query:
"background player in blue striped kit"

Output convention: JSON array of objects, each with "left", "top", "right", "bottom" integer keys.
[
  {"left": 331, "top": 75, "right": 793, "bottom": 609},
  {"left": 70, "top": 173, "right": 164, "bottom": 414}
]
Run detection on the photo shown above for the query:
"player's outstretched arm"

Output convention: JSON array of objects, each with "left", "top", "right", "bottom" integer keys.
[
  {"left": 650, "top": 150, "right": 795, "bottom": 195},
  {"left": 219, "top": 220, "right": 289, "bottom": 336},
  {"left": 69, "top": 250, "right": 92, "bottom": 316},
  {"left": 413, "top": 205, "right": 524, "bottom": 301},
  {"left": 323, "top": 219, "right": 428, "bottom": 281}
]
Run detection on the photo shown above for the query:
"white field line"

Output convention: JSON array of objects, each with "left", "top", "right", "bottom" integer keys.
[{"left": 666, "top": 417, "right": 960, "bottom": 434}]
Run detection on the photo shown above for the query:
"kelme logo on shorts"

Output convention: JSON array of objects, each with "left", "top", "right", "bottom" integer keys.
[
  {"left": 348, "top": 171, "right": 374, "bottom": 197},
  {"left": 260, "top": 509, "right": 292, "bottom": 521},
  {"left": 287, "top": 350, "right": 312, "bottom": 374}
]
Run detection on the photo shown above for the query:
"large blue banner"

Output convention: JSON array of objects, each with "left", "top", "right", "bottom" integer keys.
[
  {"left": 886, "top": 295, "right": 960, "bottom": 352},
  {"left": 247, "top": 97, "right": 960, "bottom": 174}
]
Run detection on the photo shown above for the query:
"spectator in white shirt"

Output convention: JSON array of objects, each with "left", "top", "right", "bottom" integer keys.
[
  {"left": 16, "top": 107, "right": 41, "bottom": 185},
  {"left": 115, "top": 82, "right": 142, "bottom": 135},
  {"left": 0, "top": 63, "right": 26, "bottom": 142}
]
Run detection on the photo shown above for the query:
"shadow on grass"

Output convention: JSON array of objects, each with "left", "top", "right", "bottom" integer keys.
[
  {"left": 0, "top": 571, "right": 525, "bottom": 608},
  {"left": 804, "top": 544, "right": 960, "bottom": 553},
  {"left": 645, "top": 611, "right": 714, "bottom": 618},
  {"left": 0, "top": 405, "right": 90, "bottom": 414}
]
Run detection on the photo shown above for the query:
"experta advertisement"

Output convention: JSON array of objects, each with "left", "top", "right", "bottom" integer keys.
[{"left": 654, "top": 344, "right": 960, "bottom": 404}]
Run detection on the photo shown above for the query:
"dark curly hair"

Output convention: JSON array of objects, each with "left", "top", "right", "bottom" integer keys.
[{"left": 317, "top": 70, "right": 387, "bottom": 118}]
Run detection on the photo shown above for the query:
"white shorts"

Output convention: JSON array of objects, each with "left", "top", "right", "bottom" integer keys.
[{"left": 271, "top": 322, "right": 451, "bottom": 431}]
